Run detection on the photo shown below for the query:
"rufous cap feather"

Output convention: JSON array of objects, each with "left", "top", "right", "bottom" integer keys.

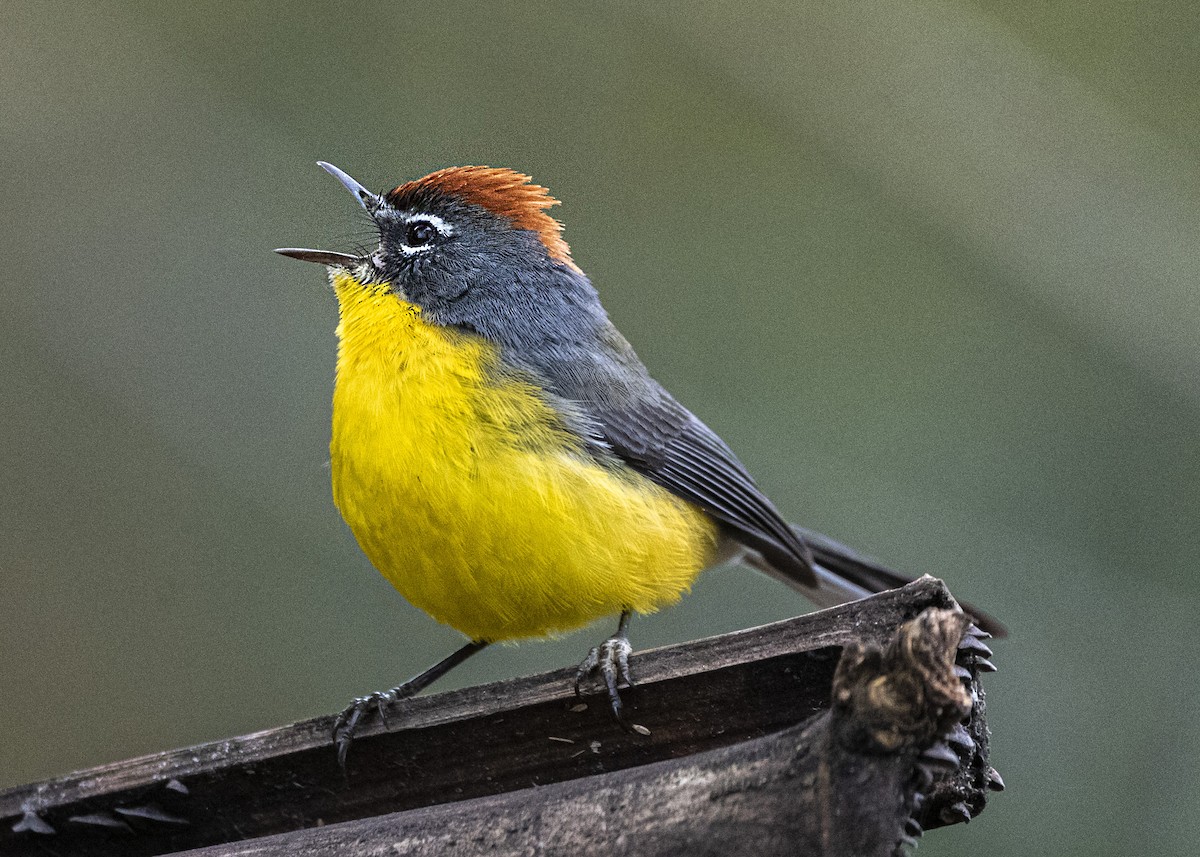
[{"left": 388, "top": 166, "right": 577, "bottom": 269}]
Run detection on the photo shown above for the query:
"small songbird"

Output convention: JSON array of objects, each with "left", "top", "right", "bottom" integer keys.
[{"left": 277, "top": 163, "right": 1002, "bottom": 765}]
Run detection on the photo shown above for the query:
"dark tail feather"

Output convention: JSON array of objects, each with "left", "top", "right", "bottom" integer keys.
[{"left": 792, "top": 524, "right": 1008, "bottom": 638}]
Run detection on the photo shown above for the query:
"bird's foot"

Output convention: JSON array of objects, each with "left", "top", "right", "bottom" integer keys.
[
  {"left": 332, "top": 687, "right": 404, "bottom": 770},
  {"left": 329, "top": 640, "right": 489, "bottom": 771},
  {"left": 574, "top": 633, "right": 635, "bottom": 726}
]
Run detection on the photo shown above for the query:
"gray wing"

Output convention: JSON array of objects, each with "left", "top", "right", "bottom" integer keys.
[
  {"left": 502, "top": 323, "right": 818, "bottom": 586},
  {"left": 583, "top": 383, "right": 818, "bottom": 587},
  {"left": 483, "top": 298, "right": 817, "bottom": 586}
]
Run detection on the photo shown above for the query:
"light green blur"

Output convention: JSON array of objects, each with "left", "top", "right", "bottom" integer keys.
[{"left": 1, "top": 3, "right": 1197, "bottom": 855}]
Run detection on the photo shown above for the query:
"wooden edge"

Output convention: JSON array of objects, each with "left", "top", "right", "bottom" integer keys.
[
  {"left": 170, "top": 605, "right": 991, "bottom": 857},
  {"left": 0, "top": 578, "right": 969, "bottom": 856}
]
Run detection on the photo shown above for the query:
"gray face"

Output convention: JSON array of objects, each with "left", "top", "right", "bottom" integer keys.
[
  {"left": 275, "top": 163, "right": 652, "bottom": 420},
  {"left": 371, "top": 195, "right": 546, "bottom": 305},
  {"left": 367, "top": 191, "right": 614, "bottom": 358}
]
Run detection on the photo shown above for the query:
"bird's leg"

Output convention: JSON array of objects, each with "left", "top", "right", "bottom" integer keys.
[
  {"left": 333, "top": 639, "right": 488, "bottom": 769},
  {"left": 574, "top": 610, "right": 635, "bottom": 725}
]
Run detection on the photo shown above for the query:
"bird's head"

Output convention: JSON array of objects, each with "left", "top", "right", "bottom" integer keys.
[{"left": 277, "top": 163, "right": 587, "bottom": 327}]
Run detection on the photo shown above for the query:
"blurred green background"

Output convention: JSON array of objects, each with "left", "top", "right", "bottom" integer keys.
[{"left": 3, "top": 1, "right": 1198, "bottom": 854}]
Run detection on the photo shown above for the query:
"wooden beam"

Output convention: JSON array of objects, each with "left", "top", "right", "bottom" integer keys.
[{"left": 0, "top": 577, "right": 999, "bottom": 856}]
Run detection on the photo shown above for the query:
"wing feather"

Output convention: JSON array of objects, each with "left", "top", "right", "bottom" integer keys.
[
  {"left": 589, "top": 396, "right": 817, "bottom": 587},
  {"left": 493, "top": 324, "right": 817, "bottom": 586}
]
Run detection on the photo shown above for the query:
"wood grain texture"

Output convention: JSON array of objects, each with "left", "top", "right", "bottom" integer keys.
[
  {"left": 1, "top": 577, "right": 995, "bottom": 856},
  {"left": 174, "top": 605, "right": 987, "bottom": 856}
]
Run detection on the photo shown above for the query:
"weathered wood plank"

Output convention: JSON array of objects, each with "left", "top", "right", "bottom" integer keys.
[
  {"left": 173, "top": 607, "right": 989, "bottom": 856},
  {"left": 0, "top": 578, "right": 976, "bottom": 856}
]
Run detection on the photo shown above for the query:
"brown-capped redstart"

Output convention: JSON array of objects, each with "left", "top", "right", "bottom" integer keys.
[{"left": 277, "top": 162, "right": 1003, "bottom": 766}]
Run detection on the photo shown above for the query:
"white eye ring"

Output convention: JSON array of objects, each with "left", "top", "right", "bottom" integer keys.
[{"left": 397, "top": 213, "right": 454, "bottom": 255}]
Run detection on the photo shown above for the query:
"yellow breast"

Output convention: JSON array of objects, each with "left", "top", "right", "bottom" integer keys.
[{"left": 328, "top": 273, "right": 717, "bottom": 642}]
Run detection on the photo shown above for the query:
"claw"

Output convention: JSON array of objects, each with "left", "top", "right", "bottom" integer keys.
[
  {"left": 375, "top": 690, "right": 397, "bottom": 727},
  {"left": 898, "top": 832, "right": 919, "bottom": 850},
  {"left": 965, "top": 623, "right": 991, "bottom": 640},
  {"left": 334, "top": 700, "right": 369, "bottom": 770},
  {"left": 332, "top": 688, "right": 404, "bottom": 769},
  {"left": 331, "top": 703, "right": 352, "bottom": 741},
  {"left": 953, "top": 664, "right": 972, "bottom": 681},
  {"left": 330, "top": 640, "right": 490, "bottom": 770},
  {"left": 973, "top": 657, "right": 998, "bottom": 673},
  {"left": 904, "top": 817, "right": 923, "bottom": 837},
  {"left": 575, "top": 631, "right": 635, "bottom": 726},
  {"left": 574, "top": 647, "right": 600, "bottom": 698},
  {"left": 616, "top": 639, "right": 633, "bottom": 687},
  {"left": 602, "top": 657, "right": 624, "bottom": 722}
]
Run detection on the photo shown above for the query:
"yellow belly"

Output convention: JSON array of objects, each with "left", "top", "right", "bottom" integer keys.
[{"left": 328, "top": 273, "right": 718, "bottom": 642}]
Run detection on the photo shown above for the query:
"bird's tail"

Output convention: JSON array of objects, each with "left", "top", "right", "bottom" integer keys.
[{"left": 745, "top": 524, "right": 1007, "bottom": 638}]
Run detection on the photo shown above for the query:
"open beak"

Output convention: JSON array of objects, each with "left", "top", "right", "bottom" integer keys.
[
  {"left": 316, "top": 161, "right": 382, "bottom": 210},
  {"left": 274, "top": 248, "right": 360, "bottom": 267},
  {"left": 275, "top": 162, "right": 382, "bottom": 267}
]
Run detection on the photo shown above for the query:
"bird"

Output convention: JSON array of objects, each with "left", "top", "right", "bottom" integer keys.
[{"left": 276, "top": 162, "right": 1003, "bottom": 766}]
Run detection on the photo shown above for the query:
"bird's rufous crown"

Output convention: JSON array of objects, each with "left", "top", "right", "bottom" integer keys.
[{"left": 388, "top": 166, "right": 576, "bottom": 268}]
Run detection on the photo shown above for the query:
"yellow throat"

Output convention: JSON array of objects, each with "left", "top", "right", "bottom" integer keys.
[{"left": 328, "top": 272, "right": 718, "bottom": 642}]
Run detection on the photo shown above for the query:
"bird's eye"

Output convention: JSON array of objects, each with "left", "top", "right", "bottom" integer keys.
[{"left": 404, "top": 219, "right": 438, "bottom": 247}]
